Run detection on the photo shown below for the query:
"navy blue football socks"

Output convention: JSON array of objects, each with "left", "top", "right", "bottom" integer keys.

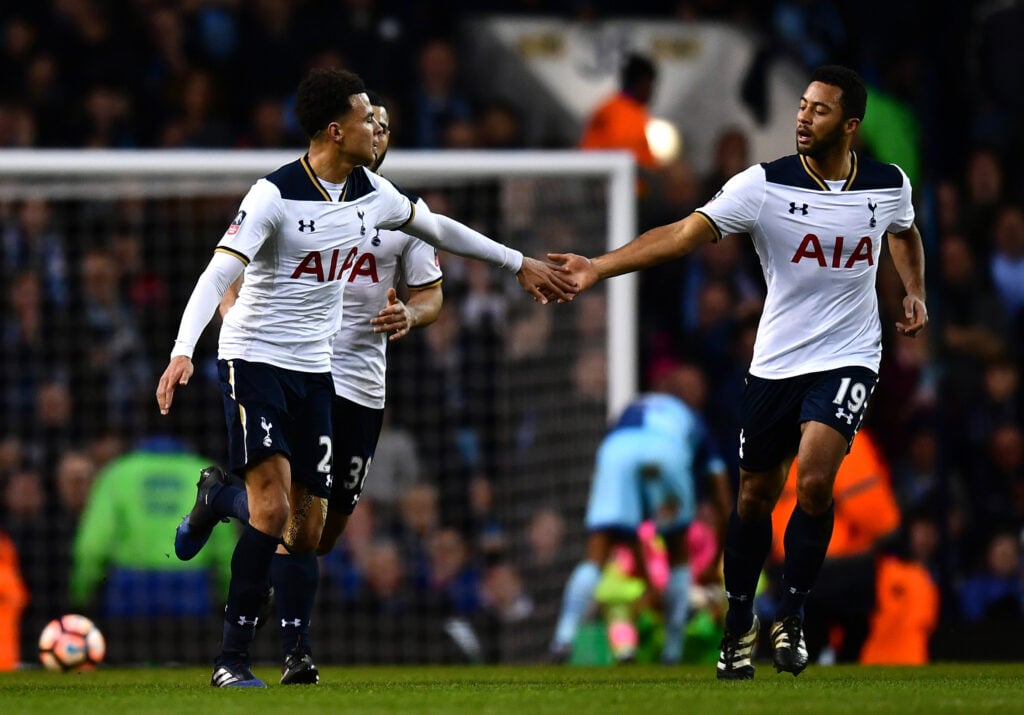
[
  {"left": 222, "top": 524, "right": 280, "bottom": 656},
  {"left": 272, "top": 552, "right": 319, "bottom": 658},
  {"left": 778, "top": 501, "right": 835, "bottom": 620},
  {"left": 212, "top": 483, "right": 250, "bottom": 523},
  {"left": 723, "top": 509, "right": 772, "bottom": 634}
]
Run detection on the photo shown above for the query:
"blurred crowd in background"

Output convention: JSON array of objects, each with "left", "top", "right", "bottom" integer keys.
[{"left": 2, "top": 0, "right": 1024, "bottom": 668}]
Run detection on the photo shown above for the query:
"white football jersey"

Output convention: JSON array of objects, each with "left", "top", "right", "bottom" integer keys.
[
  {"left": 330, "top": 228, "right": 442, "bottom": 409},
  {"left": 216, "top": 157, "right": 413, "bottom": 372},
  {"left": 696, "top": 152, "right": 914, "bottom": 378}
]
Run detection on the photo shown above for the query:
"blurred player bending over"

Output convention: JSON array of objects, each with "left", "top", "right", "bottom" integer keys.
[
  {"left": 551, "top": 65, "right": 927, "bottom": 680},
  {"left": 550, "top": 385, "right": 731, "bottom": 664},
  {"left": 157, "top": 68, "right": 575, "bottom": 688}
]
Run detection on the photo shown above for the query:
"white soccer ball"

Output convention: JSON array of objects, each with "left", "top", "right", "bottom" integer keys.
[{"left": 38, "top": 614, "right": 106, "bottom": 672}]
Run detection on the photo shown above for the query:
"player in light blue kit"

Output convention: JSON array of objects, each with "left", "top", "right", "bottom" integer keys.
[{"left": 551, "top": 387, "right": 731, "bottom": 664}]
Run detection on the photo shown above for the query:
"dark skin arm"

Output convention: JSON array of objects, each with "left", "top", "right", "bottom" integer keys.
[
  {"left": 548, "top": 213, "right": 719, "bottom": 294},
  {"left": 887, "top": 223, "right": 928, "bottom": 336}
]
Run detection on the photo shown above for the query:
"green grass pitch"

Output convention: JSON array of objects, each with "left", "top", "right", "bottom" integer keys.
[{"left": 2, "top": 664, "right": 1023, "bottom": 715}]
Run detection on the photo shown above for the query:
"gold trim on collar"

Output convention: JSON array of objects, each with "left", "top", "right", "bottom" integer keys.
[
  {"left": 841, "top": 151, "right": 858, "bottom": 191},
  {"left": 799, "top": 150, "right": 858, "bottom": 192},
  {"left": 300, "top": 154, "right": 332, "bottom": 201}
]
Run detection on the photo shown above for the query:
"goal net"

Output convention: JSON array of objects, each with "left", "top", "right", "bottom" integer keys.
[{"left": 0, "top": 149, "right": 635, "bottom": 666}]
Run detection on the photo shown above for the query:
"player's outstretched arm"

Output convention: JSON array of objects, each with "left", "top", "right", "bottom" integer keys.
[
  {"left": 371, "top": 285, "right": 442, "bottom": 341},
  {"left": 548, "top": 212, "right": 717, "bottom": 296},
  {"left": 887, "top": 224, "right": 928, "bottom": 337},
  {"left": 401, "top": 199, "right": 578, "bottom": 304}
]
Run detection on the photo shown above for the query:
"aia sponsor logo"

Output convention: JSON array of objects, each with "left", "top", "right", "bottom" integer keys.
[
  {"left": 291, "top": 248, "right": 380, "bottom": 283},
  {"left": 791, "top": 234, "right": 874, "bottom": 268},
  {"left": 226, "top": 210, "right": 246, "bottom": 235}
]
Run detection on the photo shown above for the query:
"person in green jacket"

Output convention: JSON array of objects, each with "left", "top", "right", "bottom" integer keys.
[{"left": 70, "top": 436, "right": 235, "bottom": 622}]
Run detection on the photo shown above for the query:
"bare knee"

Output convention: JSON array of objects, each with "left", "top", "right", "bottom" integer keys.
[
  {"left": 245, "top": 455, "right": 291, "bottom": 536},
  {"left": 795, "top": 471, "right": 833, "bottom": 514},
  {"left": 736, "top": 467, "right": 787, "bottom": 521}
]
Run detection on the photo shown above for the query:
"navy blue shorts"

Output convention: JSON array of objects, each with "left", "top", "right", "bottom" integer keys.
[
  {"left": 218, "top": 359, "right": 334, "bottom": 498},
  {"left": 737, "top": 366, "right": 877, "bottom": 472},
  {"left": 328, "top": 396, "right": 385, "bottom": 516}
]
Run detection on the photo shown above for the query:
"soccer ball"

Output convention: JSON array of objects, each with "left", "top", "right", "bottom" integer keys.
[{"left": 38, "top": 614, "right": 106, "bottom": 672}]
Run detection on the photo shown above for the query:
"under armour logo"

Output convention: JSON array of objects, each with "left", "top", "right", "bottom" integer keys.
[
  {"left": 835, "top": 407, "right": 854, "bottom": 424},
  {"left": 371, "top": 229, "right": 381, "bottom": 246},
  {"left": 260, "top": 416, "right": 273, "bottom": 447},
  {"left": 867, "top": 199, "right": 878, "bottom": 228},
  {"left": 281, "top": 618, "right": 302, "bottom": 628},
  {"left": 325, "top": 473, "right": 333, "bottom": 488},
  {"left": 357, "top": 207, "right": 366, "bottom": 235},
  {"left": 237, "top": 615, "right": 258, "bottom": 626},
  {"left": 789, "top": 202, "right": 809, "bottom": 215},
  {"left": 298, "top": 219, "right": 316, "bottom": 232},
  {"left": 738, "top": 429, "right": 745, "bottom": 459}
]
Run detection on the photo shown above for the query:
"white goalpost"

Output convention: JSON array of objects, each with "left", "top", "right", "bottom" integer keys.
[{"left": 0, "top": 148, "right": 636, "bottom": 664}]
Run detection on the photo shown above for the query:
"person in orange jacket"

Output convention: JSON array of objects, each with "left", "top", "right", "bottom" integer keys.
[
  {"left": 769, "top": 427, "right": 901, "bottom": 661},
  {"left": 859, "top": 547, "right": 939, "bottom": 664},
  {"left": 580, "top": 53, "right": 659, "bottom": 173},
  {"left": 0, "top": 529, "right": 29, "bottom": 671}
]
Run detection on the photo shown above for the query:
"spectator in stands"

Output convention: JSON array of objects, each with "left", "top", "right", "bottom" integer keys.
[
  {"left": 700, "top": 128, "right": 751, "bottom": 203},
  {"left": 427, "top": 526, "right": 483, "bottom": 616},
  {"left": 406, "top": 38, "right": 474, "bottom": 148},
  {"left": 159, "top": 68, "right": 232, "bottom": 147},
  {"left": 988, "top": 204, "right": 1024, "bottom": 328},
  {"left": 392, "top": 482, "right": 442, "bottom": 590},
  {"left": 343, "top": 537, "right": 456, "bottom": 664},
  {"left": 0, "top": 102, "right": 35, "bottom": 147},
  {"left": 73, "top": 248, "right": 150, "bottom": 432},
  {"left": 75, "top": 84, "right": 136, "bottom": 148},
  {"left": 476, "top": 101, "right": 524, "bottom": 149},
  {"left": 1, "top": 198, "right": 69, "bottom": 310},
  {"left": 936, "top": 232, "right": 1008, "bottom": 423},
  {"left": 0, "top": 14, "right": 39, "bottom": 99},
  {"left": 961, "top": 147, "right": 1005, "bottom": 256},
  {"left": 891, "top": 416, "right": 970, "bottom": 548},
  {"left": 0, "top": 271, "right": 63, "bottom": 433},
  {"left": 388, "top": 308, "right": 475, "bottom": 523},
  {"left": 21, "top": 52, "right": 66, "bottom": 147},
  {"left": 959, "top": 530, "right": 1024, "bottom": 623},
  {"left": 109, "top": 228, "right": 169, "bottom": 363},
  {"left": 970, "top": 422, "right": 1024, "bottom": 541},
  {"left": 579, "top": 53, "right": 659, "bottom": 180},
  {"left": 967, "top": 359, "right": 1024, "bottom": 467},
  {"left": 235, "top": 96, "right": 302, "bottom": 149}
]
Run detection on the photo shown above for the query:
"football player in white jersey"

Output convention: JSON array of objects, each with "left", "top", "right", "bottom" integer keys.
[
  {"left": 550, "top": 65, "right": 927, "bottom": 680},
  {"left": 156, "top": 68, "right": 575, "bottom": 688},
  {"left": 173, "top": 91, "right": 445, "bottom": 684}
]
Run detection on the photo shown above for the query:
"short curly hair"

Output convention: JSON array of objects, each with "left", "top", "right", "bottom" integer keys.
[
  {"left": 810, "top": 65, "right": 867, "bottom": 121},
  {"left": 294, "top": 68, "right": 367, "bottom": 139}
]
